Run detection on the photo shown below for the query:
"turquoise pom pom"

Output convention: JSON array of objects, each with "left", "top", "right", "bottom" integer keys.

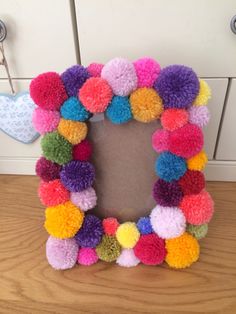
[
  {"left": 156, "top": 152, "right": 186, "bottom": 182},
  {"left": 106, "top": 96, "right": 132, "bottom": 124},
  {"left": 60, "top": 97, "right": 90, "bottom": 121}
]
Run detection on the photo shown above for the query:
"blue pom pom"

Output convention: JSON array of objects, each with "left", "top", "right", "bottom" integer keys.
[
  {"left": 60, "top": 97, "right": 90, "bottom": 121},
  {"left": 156, "top": 152, "right": 186, "bottom": 182},
  {"left": 106, "top": 96, "right": 132, "bottom": 124},
  {"left": 137, "top": 217, "right": 153, "bottom": 235}
]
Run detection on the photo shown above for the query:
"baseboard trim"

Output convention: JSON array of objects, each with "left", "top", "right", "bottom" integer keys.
[{"left": 204, "top": 160, "right": 236, "bottom": 181}]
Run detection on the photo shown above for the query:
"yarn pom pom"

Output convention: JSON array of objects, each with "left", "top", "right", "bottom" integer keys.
[
  {"left": 155, "top": 152, "right": 187, "bottom": 182},
  {"left": 193, "top": 79, "right": 211, "bottom": 106},
  {"left": 187, "top": 223, "right": 208, "bottom": 240},
  {"left": 136, "top": 217, "right": 153, "bottom": 235},
  {"left": 150, "top": 205, "right": 186, "bottom": 239},
  {"left": 60, "top": 160, "right": 95, "bottom": 192},
  {"left": 179, "top": 170, "right": 205, "bottom": 195},
  {"left": 169, "top": 123, "right": 204, "bottom": 158},
  {"left": 106, "top": 96, "right": 132, "bottom": 124},
  {"left": 96, "top": 235, "right": 121, "bottom": 262},
  {"left": 133, "top": 57, "right": 161, "bottom": 88},
  {"left": 35, "top": 157, "right": 61, "bottom": 182},
  {"left": 188, "top": 106, "right": 210, "bottom": 128},
  {"left": 58, "top": 119, "right": 87, "bottom": 145},
  {"left": 87, "top": 63, "right": 104, "bottom": 77},
  {"left": 60, "top": 97, "right": 90, "bottom": 122},
  {"left": 73, "top": 139, "right": 92, "bottom": 161},
  {"left": 45, "top": 201, "right": 84, "bottom": 238},
  {"left": 101, "top": 57, "right": 137, "bottom": 96},
  {"left": 154, "top": 65, "right": 199, "bottom": 109},
  {"left": 103, "top": 217, "right": 119, "bottom": 235},
  {"left": 61, "top": 65, "right": 90, "bottom": 97},
  {"left": 75, "top": 214, "right": 103, "bottom": 248},
  {"left": 116, "top": 222, "right": 140, "bottom": 249},
  {"left": 116, "top": 249, "right": 140, "bottom": 267},
  {"left": 46, "top": 236, "right": 78, "bottom": 270},
  {"left": 30, "top": 72, "right": 67, "bottom": 110},
  {"left": 153, "top": 179, "right": 183, "bottom": 207},
  {"left": 38, "top": 179, "right": 69, "bottom": 206},
  {"left": 79, "top": 77, "right": 113, "bottom": 113},
  {"left": 161, "top": 109, "right": 189, "bottom": 131},
  {"left": 180, "top": 190, "right": 214, "bottom": 225},
  {"left": 41, "top": 132, "right": 72, "bottom": 165},
  {"left": 152, "top": 129, "right": 170, "bottom": 153},
  {"left": 165, "top": 232, "right": 200, "bottom": 268},
  {"left": 32, "top": 108, "right": 60, "bottom": 134},
  {"left": 70, "top": 187, "right": 97, "bottom": 211},
  {"left": 187, "top": 150, "right": 208, "bottom": 171},
  {"left": 134, "top": 234, "right": 166, "bottom": 265},
  {"left": 130, "top": 88, "right": 163, "bottom": 122},
  {"left": 77, "top": 247, "right": 98, "bottom": 266}
]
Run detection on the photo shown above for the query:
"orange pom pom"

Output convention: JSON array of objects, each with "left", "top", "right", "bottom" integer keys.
[{"left": 58, "top": 118, "right": 87, "bottom": 145}]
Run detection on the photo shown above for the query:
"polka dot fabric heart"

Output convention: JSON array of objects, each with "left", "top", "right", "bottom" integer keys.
[{"left": 31, "top": 57, "right": 214, "bottom": 270}]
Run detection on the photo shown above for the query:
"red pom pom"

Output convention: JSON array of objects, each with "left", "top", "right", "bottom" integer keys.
[
  {"left": 134, "top": 234, "right": 166, "bottom": 265},
  {"left": 102, "top": 217, "right": 119, "bottom": 235},
  {"left": 161, "top": 109, "right": 189, "bottom": 131},
  {"left": 179, "top": 170, "right": 205, "bottom": 195},
  {"left": 38, "top": 179, "right": 69, "bottom": 206},
  {"left": 30, "top": 72, "right": 67, "bottom": 110},
  {"left": 73, "top": 139, "right": 92, "bottom": 161}
]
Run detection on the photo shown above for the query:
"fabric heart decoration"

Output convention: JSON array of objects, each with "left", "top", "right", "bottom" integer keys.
[{"left": 0, "top": 91, "right": 39, "bottom": 143}]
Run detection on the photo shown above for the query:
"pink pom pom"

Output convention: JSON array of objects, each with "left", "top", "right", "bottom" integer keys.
[
  {"left": 77, "top": 248, "right": 98, "bottom": 266},
  {"left": 116, "top": 249, "right": 140, "bottom": 267},
  {"left": 161, "top": 109, "right": 189, "bottom": 131},
  {"left": 73, "top": 139, "right": 92, "bottom": 161},
  {"left": 32, "top": 108, "right": 60, "bottom": 134},
  {"left": 188, "top": 106, "right": 210, "bottom": 128},
  {"left": 152, "top": 129, "right": 170, "bottom": 153},
  {"left": 133, "top": 57, "right": 161, "bottom": 88},
  {"left": 70, "top": 187, "right": 97, "bottom": 211},
  {"left": 180, "top": 190, "right": 214, "bottom": 225},
  {"left": 87, "top": 63, "right": 104, "bottom": 77},
  {"left": 38, "top": 179, "right": 69, "bottom": 206},
  {"left": 102, "top": 217, "right": 119, "bottom": 235}
]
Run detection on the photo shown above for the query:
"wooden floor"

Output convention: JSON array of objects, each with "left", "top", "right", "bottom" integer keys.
[{"left": 0, "top": 176, "right": 236, "bottom": 314}]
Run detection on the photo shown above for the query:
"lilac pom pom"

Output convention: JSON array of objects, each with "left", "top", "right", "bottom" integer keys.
[
  {"left": 137, "top": 217, "right": 153, "bottom": 234},
  {"left": 188, "top": 106, "right": 210, "bottom": 127},
  {"left": 116, "top": 249, "right": 140, "bottom": 267},
  {"left": 70, "top": 187, "right": 97, "bottom": 211},
  {"left": 153, "top": 179, "right": 183, "bottom": 207},
  {"left": 75, "top": 214, "right": 103, "bottom": 248},
  {"left": 35, "top": 157, "right": 61, "bottom": 182},
  {"left": 133, "top": 57, "right": 161, "bottom": 88},
  {"left": 77, "top": 247, "right": 98, "bottom": 265},
  {"left": 60, "top": 160, "right": 95, "bottom": 192}
]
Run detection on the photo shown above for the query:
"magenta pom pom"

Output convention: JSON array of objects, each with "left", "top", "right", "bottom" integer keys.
[
  {"left": 73, "top": 139, "right": 92, "bottom": 161},
  {"left": 38, "top": 179, "right": 69, "bottom": 206},
  {"left": 35, "top": 157, "right": 61, "bottom": 182},
  {"left": 133, "top": 57, "right": 161, "bottom": 88},
  {"left": 32, "top": 108, "right": 60, "bottom": 134},
  {"left": 87, "top": 63, "right": 104, "bottom": 77},
  {"left": 70, "top": 187, "right": 97, "bottom": 211},
  {"left": 153, "top": 179, "right": 183, "bottom": 207},
  {"left": 77, "top": 247, "right": 98, "bottom": 266},
  {"left": 116, "top": 249, "right": 140, "bottom": 267},
  {"left": 152, "top": 129, "right": 170, "bottom": 153},
  {"left": 188, "top": 106, "right": 210, "bottom": 128}
]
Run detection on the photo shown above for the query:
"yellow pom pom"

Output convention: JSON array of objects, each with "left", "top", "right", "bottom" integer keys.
[
  {"left": 193, "top": 80, "right": 211, "bottom": 106},
  {"left": 45, "top": 201, "right": 84, "bottom": 238},
  {"left": 116, "top": 222, "right": 140, "bottom": 248},
  {"left": 58, "top": 118, "right": 87, "bottom": 145},
  {"left": 165, "top": 232, "right": 200, "bottom": 269},
  {"left": 130, "top": 87, "right": 163, "bottom": 122},
  {"left": 187, "top": 150, "right": 208, "bottom": 171}
]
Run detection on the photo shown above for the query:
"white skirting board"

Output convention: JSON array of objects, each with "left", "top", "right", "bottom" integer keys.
[{"left": 0, "top": 157, "right": 236, "bottom": 181}]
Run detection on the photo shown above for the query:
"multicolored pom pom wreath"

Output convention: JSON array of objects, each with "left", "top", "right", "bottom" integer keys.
[{"left": 31, "top": 57, "right": 213, "bottom": 270}]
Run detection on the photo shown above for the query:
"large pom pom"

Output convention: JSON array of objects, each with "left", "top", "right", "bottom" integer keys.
[
  {"left": 180, "top": 190, "right": 214, "bottom": 225},
  {"left": 45, "top": 201, "right": 84, "bottom": 238},
  {"left": 46, "top": 236, "right": 78, "bottom": 270},
  {"left": 153, "top": 179, "right": 183, "bottom": 207},
  {"left": 75, "top": 214, "right": 103, "bottom": 248},
  {"left": 150, "top": 205, "right": 186, "bottom": 239},
  {"left": 101, "top": 57, "right": 137, "bottom": 96},
  {"left": 116, "top": 222, "right": 140, "bottom": 249},
  {"left": 106, "top": 96, "right": 132, "bottom": 124},
  {"left": 178, "top": 170, "right": 205, "bottom": 195},
  {"left": 130, "top": 88, "right": 163, "bottom": 122},
  {"left": 134, "top": 234, "right": 166, "bottom": 265},
  {"left": 161, "top": 109, "right": 189, "bottom": 131},
  {"left": 136, "top": 217, "right": 153, "bottom": 235},
  {"left": 193, "top": 80, "right": 211, "bottom": 106},
  {"left": 70, "top": 187, "right": 97, "bottom": 211},
  {"left": 60, "top": 97, "right": 90, "bottom": 121},
  {"left": 116, "top": 249, "right": 140, "bottom": 267},
  {"left": 188, "top": 106, "right": 210, "bottom": 128},
  {"left": 77, "top": 247, "right": 98, "bottom": 266},
  {"left": 96, "top": 235, "right": 121, "bottom": 262},
  {"left": 60, "top": 160, "right": 95, "bottom": 192},
  {"left": 133, "top": 57, "right": 161, "bottom": 88},
  {"left": 32, "top": 108, "right": 60, "bottom": 134},
  {"left": 61, "top": 65, "right": 90, "bottom": 97},
  {"left": 187, "top": 151, "right": 208, "bottom": 171},
  {"left": 87, "top": 63, "right": 104, "bottom": 77},
  {"left": 58, "top": 119, "right": 87, "bottom": 145},
  {"left": 152, "top": 129, "right": 170, "bottom": 153},
  {"left": 102, "top": 217, "right": 119, "bottom": 235},
  {"left": 38, "top": 179, "right": 69, "bottom": 206},
  {"left": 30, "top": 72, "right": 67, "bottom": 110},
  {"left": 35, "top": 157, "right": 61, "bottom": 182},
  {"left": 41, "top": 131, "right": 72, "bottom": 165},
  {"left": 154, "top": 65, "right": 199, "bottom": 109},
  {"left": 79, "top": 77, "right": 113, "bottom": 113},
  {"left": 73, "top": 139, "right": 92, "bottom": 161},
  {"left": 187, "top": 223, "right": 208, "bottom": 240},
  {"left": 165, "top": 232, "right": 200, "bottom": 268}
]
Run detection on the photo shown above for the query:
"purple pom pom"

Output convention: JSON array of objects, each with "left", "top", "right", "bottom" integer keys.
[
  {"left": 60, "top": 160, "right": 95, "bottom": 192},
  {"left": 75, "top": 214, "right": 103, "bottom": 247},
  {"left": 153, "top": 179, "right": 183, "bottom": 207},
  {"left": 35, "top": 157, "right": 61, "bottom": 182},
  {"left": 154, "top": 65, "right": 199, "bottom": 109},
  {"left": 61, "top": 65, "right": 90, "bottom": 97}
]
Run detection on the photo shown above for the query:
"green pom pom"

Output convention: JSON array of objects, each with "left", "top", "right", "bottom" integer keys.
[
  {"left": 96, "top": 235, "right": 121, "bottom": 262},
  {"left": 187, "top": 224, "right": 208, "bottom": 240},
  {"left": 41, "top": 131, "right": 72, "bottom": 165}
]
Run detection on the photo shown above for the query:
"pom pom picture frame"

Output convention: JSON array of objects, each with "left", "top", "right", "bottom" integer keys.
[{"left": 30, "top": 57, "right": 214, "bottom": 270}]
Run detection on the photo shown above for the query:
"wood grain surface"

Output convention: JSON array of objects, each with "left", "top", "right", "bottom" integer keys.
[{"left": 0, "top": 175, "right": 236, "bottom": 314}]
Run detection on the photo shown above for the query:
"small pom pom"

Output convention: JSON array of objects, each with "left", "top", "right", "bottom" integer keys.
[
  {"left": 46, "top": 236, "right": 78, "bottom": 270},
  {"left": 133, "top": 57, "right": 161, "bottom": 88},
  {"left": 45, "top": 201, "right": 84, "bottom": 238},
  {"left": 70, "top": 187, "right": 97, "bottom": 211},
  {"left": 152, "top": 179, "right": 183, "bottom": 207},
  {"left": 193, "top": 80, "right": 211, "bottom": 106},
  {"left": 38, "top": 179, "right": 69, "bottom": 206},
  {"left": 73, "top": 139, "right": 92, "bottom": 161},
  {"left": 130, "top": 88, "right": 163, "bottom": 122},
  {"left": 150, "top": 205, "right": 186, "bottom": 239},
  {"left": 106, "top": 96, "right": 132, "bottom": 124},
  {"left": 187, "top": 223, "right": 208, "bottom": 240},
  {"left": 178, "top": 170, "right": 205, "bottom": 195},
  {"left": 134, "top": 234, "right": 166, "bottom": 265},
  {"left": 165, "top": 232, "right": 200, "bottom": 268},
  {"left": 32, "top": 108, "right": 60, "bottom": 134},
  {"left": 152, "top": 129, "right": 170, "bottom": 153},
  {"left": 136, "top": 217, "right": 153, "bottom": 235},
  {"left": 96, "top": 235, "right": 121, "bottom": 262},
  {"left": 187, "top": 151, "right": 208, "bottom": 171},
  {"left": 60, "top": 97, "right": 90, "bottom": 122},
  {"left": 101, "top": 58, "right": 137, "bottom": 96},
  {"left": 79, "top": 77, "right": 113, "bottom": 113},
  {"left": 103, "top": 217, "right": 119, "bottom": 235},
  {"left": 116, "top": 222, "right": 140, "bottom": 249},
  {"left": 30, "top": 72, "right": 67, "bottom": 110},
  {"left": 188, "top": 106, "right": 210, "bottom": 128},
  {"left": 116, "top": 249, "right": 140, "bottom": 267},
  {"left": 87, "top": 63, "right": 104, "bottom": 77},
  {"left": 60, "top": 160, "right": 95, "bottom": 192},
  {"left": 161, "top": 109, "right": 189, "bottom": 131},
  {"left": 58, "top": 118, "right": 87, "bottom": 145},
  {"left": 35, "top": 157, "right": 61, "bottom": 182},
  {"left": 77, "top": 247, "right": 98, "bottom": 266}
]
